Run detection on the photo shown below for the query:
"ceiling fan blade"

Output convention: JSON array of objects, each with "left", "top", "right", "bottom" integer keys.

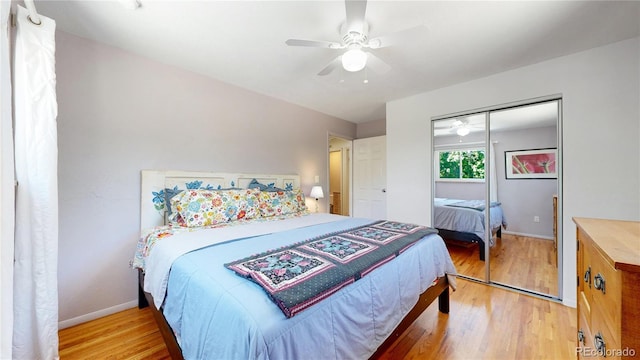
[
  {"left": 367, "top": 24, "right": 428, "bottom": 49},
  {"left": 366, "top": 52, "right": 391, "bottom": 74},
  {"left": 344, "top": 0, "right": 367, "bottom": 33},
  {"left": 318, "top": 56, "right": 342, "bottom": 76},
  {"left": 286, "top": 39, "right": 343, "bottom": 49}
]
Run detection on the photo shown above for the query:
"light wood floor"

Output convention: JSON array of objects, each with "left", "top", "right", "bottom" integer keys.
[
  {"left": 58, "top": 306, "right": 170, "bottom": 360},
  {"left": 59, "top": 278, "right": 576, "bottom": 359},
  {"left": 380, "top": 279, "right": 576, "bottom": 360},
  {"left": 446, "top": 233, "right": 558, "bottom": 296}
]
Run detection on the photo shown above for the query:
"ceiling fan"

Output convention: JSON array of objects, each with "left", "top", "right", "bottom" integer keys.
[
  {"left": 434, "top": 118, "right": 485, "bottom": 137},
  {"left": 285, "top": 0, "right": 425, "bottom": 76}
]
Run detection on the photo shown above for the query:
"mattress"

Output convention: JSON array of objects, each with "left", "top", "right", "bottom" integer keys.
[
  {"left": 433, "top": 198, "right": 507, "bottom": 245},
  {"left": 139, "top": 213, "right": 457, "bottom": 359}
]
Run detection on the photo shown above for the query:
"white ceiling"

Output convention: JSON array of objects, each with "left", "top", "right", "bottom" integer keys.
[{"left": 34, "top": 0, "right": 640, "bottom": 124}]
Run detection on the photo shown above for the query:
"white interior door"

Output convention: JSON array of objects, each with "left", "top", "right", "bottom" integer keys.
[{"left": 352, "top": 135, "right": 386, "bottom": 218}]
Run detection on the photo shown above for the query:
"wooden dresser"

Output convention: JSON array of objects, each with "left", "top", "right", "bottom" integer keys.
[{"left": 574, "top": 217, "right": 640, "bottom": 359}]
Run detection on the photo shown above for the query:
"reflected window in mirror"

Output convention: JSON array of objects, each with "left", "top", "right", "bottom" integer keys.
[{"left": 436, "top": 149, "right": 485, "bottom": 182}]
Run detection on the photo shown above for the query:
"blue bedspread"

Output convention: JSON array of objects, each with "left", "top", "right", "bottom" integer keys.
[
  {"left": 446, "top": 199, "right": 501, "bottom": 211},
  {"left": 161, "top": 215, "right": 457, "bottom": 359},
  {"left": 433, "top": 198, "right": 507, "bottom": 245}
]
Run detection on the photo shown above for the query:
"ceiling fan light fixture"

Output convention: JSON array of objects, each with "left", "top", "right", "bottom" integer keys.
[
  {"left": 456, "top": 126, "right": 470, "bottom": 136},
  {"left": 342, "top": 49, "right": 367, "bottom": 72}
]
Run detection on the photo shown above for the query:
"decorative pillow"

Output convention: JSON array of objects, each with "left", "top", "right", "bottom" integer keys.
[
  {"left": 226, "top": 188, "right": 261, "bottom": 222},
  {"left": 171, "top": 188, "right": 260, "bottom": 227},
  {"left": 164, "top": 187, "right": 184, "bottom": 222},
  {"left": 247, "top": 178, "right": 283, "bottom": 192},
  {"left": 257, "top": 189, "right": 308, "bottom": 217}
]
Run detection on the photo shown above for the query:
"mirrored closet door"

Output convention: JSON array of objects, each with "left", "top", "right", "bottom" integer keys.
[
  {"left": 432, "top": 115, "right": 487, "bottom": 282},
  {"left": 432, "top": 97, "right": 562, "bottom": 298}
]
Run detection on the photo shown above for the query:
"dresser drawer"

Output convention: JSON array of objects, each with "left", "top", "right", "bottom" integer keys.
[
  {"left": 579, "top": 236, "right": 593, "bottom": 303},
  {"left": 587, "top": 244, "right": 622, "bottom": 338},
  {"left": 578, "top": 291, "right": 591, "bottom": 328},
  {"left": 591, "top": 305, "right": 622, "bottom": 359},
  {"left": 577, "top": 293, "right": 593, "bottom": 359}
]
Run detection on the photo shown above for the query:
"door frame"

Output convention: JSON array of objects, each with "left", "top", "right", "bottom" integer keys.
[{"left": 328, "top": 133, "right": 353, "bottom": 216}]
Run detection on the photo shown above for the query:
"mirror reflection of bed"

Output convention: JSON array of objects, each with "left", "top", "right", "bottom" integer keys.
[
  {"left": 434, "top": 197, "right": 506, "bottom": 262},
  {"left": 432, "top": 99, "right": 560, "bottom": 298}
]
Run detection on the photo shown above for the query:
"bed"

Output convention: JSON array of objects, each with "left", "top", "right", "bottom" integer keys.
[
  {"left": 433, "top": 198, "right": 507, "bottom": 261},
  {"left": 134, "top": 170, "right": 457, "bottom": 359}
]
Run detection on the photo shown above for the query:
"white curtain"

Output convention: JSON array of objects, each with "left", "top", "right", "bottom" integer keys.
[
  {"left": 1, "top": 1, "right": 15, "bottom": 359},
  {"left": 13, "top": 6, "right": 59, "bottom": 360},
  {"left": 489, "top": 141, "right": 498, "bottom": 202}
]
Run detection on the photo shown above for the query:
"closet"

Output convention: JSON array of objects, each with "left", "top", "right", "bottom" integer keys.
[{"left": 431, "top": 96, "right": 562, "bottom": 298}]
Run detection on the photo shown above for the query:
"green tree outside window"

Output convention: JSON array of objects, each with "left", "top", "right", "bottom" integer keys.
[{"left": 438, "top": 150, "right": 485, "bottom": 180}]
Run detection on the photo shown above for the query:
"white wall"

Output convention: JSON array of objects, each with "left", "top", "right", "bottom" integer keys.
[
  {"left": 0, "top": 1, "right": 14, "bottom": 357},
  {"left": 55, "top": 31, "right": 356, "bottom": 325},
  {"left": 356, "top": 119, "right": 386, "bottom": 138},
  {"left": 387, "top": 37, "right": 640, "bottom": 307}
]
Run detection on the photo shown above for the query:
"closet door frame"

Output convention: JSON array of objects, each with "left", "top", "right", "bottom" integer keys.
[{"left": 431, "top": 94, "right": 563, "bottom": 301}]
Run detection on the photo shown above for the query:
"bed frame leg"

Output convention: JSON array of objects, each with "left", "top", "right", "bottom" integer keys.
[
  {"left": 138, "top": 285, "right": 149, "bottom": 309},
  {"left": 438, "top": 287, "right": 449, "bottom": 314},
  {"left": 478, "top": 240, "right": 486, "bottom": 261},
  {"left": 138, "top": 270, "right": 149, "bottom": 309}
]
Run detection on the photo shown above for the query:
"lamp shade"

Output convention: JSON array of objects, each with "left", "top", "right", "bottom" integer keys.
[
  {"left": 310, "top": 186, "right": 324, "bottom": 199},
  {"left": 341, "top": 49, "right": 367, "bottom": 72}
]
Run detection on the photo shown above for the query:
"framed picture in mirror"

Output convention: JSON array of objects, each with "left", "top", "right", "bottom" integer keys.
[{"left": 505, "top": 148, "right": 557, "bottom": 179}]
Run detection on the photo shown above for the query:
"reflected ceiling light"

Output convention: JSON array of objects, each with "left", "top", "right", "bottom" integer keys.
[
  {"left": 456, "top": 126, "right": 470, "bottom": 136},
  {"left": 341, "top": 49, "right": 367, "bottom": 72}
]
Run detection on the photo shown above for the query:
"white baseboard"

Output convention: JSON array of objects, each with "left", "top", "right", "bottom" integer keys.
[
  {"left": 502, "top": 230, "right": 554, "bottom": 241},
  {"left": 58, "top": 300, "right": 138, "bottom": 330},
  {"left": 563, "top": 298, "right": 577, "bottom": 308}
]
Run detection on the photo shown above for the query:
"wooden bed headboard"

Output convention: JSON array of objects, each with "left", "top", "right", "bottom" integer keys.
[{"left": 140, "top": 170, "right": 301, "bottom": 231}]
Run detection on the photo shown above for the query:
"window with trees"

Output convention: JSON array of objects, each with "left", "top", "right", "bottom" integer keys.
[{"left": 436, "top": 149, "right": 485, "bottom": 181}]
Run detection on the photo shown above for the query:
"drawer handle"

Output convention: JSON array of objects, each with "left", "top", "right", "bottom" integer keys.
[
  {"left": 594, "top": 333, "right": 606, "bottom": 354},
  {"left": 578, "top": 329, "right": 585, "bottom": 345},
  {"left": 584, "top": 266, "right": 591, "bottom": 288},
  {"left": 594, "top": 273, "right": 606, "bottom": 294}
]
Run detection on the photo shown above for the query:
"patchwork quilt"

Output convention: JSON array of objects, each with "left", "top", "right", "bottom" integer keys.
[{"left": 225, "top": 220, "right": 438, "bottom": 317}]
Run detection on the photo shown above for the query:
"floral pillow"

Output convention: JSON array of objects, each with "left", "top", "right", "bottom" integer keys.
[
  {"left": 257, "top": 189, "right": 308, "bottom": 218},
  {"left": 171, "top": 188, "right": 260, "bottom": 227}
]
